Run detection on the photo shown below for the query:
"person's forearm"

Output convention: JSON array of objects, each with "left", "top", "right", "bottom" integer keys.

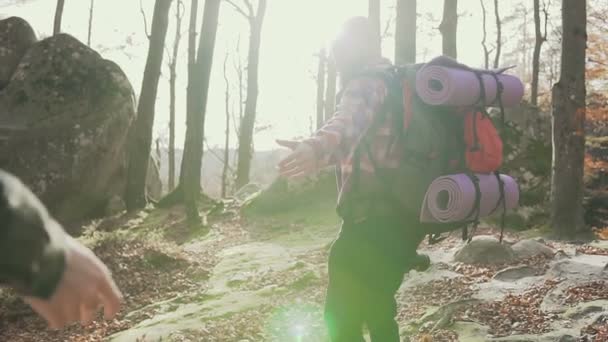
[
  {"left": 0, "top": 170, "right": 68, "bottom": 299},
  {"left": 0, "top": 221, "right": 67, "bottom": 299}
]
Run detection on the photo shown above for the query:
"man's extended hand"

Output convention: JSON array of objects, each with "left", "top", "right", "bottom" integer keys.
[
  {"left": 276, "top": 139, "right": 318, "bottom": 179},
  {"left": 24, "top": 236, "right": 122, "bottom": 329}
]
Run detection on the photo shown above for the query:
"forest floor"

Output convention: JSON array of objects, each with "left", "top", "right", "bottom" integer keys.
[{"left": 1, "top": 195, "right": 607, "bottom": 342}]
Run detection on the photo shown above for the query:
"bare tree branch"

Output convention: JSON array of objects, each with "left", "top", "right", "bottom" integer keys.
[
  {"left": 232, "top": 36, "right": 244, "bottom": 137},
  {"left": 480, "top": 0, "right": 490, "bottom": 69},
  {"left": 204, "top": 139, "right": 235, "bottom": 173},
  {"left": 243, "top": 0, "right": 255, "bottom": 17},
  {"left": 224, "top": 0, "right": 252, "bottom": 19},
  {"left": 381, "top": 14, "right": 393, "bottom": 40},
  {"left": 140, "top": 0, "right": 151, "bottom": 39}
]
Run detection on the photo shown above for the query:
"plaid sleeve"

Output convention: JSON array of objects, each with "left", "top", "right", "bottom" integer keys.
[{"left": 304, "top": 77, "right": 387, "bottom": 166}]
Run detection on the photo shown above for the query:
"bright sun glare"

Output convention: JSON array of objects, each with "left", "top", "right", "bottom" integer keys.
[{"left": 4, "top": 0, "right": 490, "bottom": 151}]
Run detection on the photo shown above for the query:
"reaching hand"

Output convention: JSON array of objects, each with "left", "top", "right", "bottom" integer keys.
[
  {"left": 276, "top": 139, "right": 318, "bottom": 179},
  {"left": 24, "top": 236, "right": 122, "bottom": 329}
]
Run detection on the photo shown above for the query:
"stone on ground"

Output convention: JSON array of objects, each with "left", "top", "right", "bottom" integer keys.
[
  {"left": 493, "top": 265, "right": 539, "bottom": 281},
  {"left": 511, "top": 239, "right": 555, "bottom": 260},
  {"left": 454, "top": 235, "right": 515, "bottom": 265}
]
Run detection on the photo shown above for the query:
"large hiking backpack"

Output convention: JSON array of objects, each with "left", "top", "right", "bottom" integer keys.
[{"left": 350, "top": 57, "right": 509, "bottom": 242}]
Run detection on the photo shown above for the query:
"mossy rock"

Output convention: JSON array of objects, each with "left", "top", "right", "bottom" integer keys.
[{"left": 243, "top": 170, "right": 337, "bottom": 215}]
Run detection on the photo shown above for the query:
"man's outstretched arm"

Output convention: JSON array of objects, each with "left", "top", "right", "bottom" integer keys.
[{"left": 278, "top": 78, "right": 387, "bottom": 178}]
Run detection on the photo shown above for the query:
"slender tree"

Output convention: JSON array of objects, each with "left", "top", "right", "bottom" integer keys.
[
  {"left": 168, "top": 0, "right": 184, "bottom": 191},
  {"left": 395, "top": 0, "right": 417, "bottom": 64},
  {"left": 87, "top": 0, "right": 94, "bottom": 46},
  {"left": 180, "top": 0, "right": 222, "bottom": 223},
  {"left": 227, "top": 0, "right": 268, "bottom": 190},
  {"left": 551, "top": 0, "right": 587, "bottom": 238},
  {"left": 368, "top": 0, "right": 382, "bottom": 57},
  {"left": 230, "top": 43, "right": 245, "bottom": 181},
  {"left": 531, "top": 0, "right": 548, "bottom": 106},
  {"left": 316, "top": 48, "right": 326, "bottom": 129},
  {"left": 222, "top": 54, "right": 231, "bottom": 198},
  {"left": 234, "top": 39, "right": 244, "bottom": 137},
  {"left": 53, "top": 0, "right": 65, "bottom": 35},
  {"left": 480, "top": 0, "right": 491, "bottom": 69},
  {"left": 125, "top": 0, "right": 172, "bottom": 211},
  {"left": 439, "top": 0, "right": 458, "bottom": 59},
  {"left": 324, "top": 60, "right": 337, "bottom": 122},
  {"left": 493, "top": 0, "right": 502, "bottom": 68}
]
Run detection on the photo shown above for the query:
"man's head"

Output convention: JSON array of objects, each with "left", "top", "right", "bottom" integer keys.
[{"left": 329, "top": 16, "right": 381, "bottom": 76}]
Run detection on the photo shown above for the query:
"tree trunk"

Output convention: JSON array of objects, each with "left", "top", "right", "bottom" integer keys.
[
  {"left": 87, "top": 0, "right": 94, "bottom": 46},
  {"left": 480, "top": 0, "right": 490, "bottom": 69},
  {"left": 168, "top": 0, "right": 183, "bottom": 192},
  {"left": 235, "top": 0, "right": 267, "bottom": 190},
  {"left": 531, "top": 0, "right": 545, "bottom": 106},
  {"left": 222, "top": 54, "right": 231, "bottom": 198},
  {"left": 181, "top": 0, "right": 221, "bottom": 222},
  {"left": 395, "top": 0, "right": 417, "bottom": 64},
  {"left": 324, "top": 61, "right": 337, "bottom": 122},
  {"left": 125, "top": 0, "right": 172, "bottom": 211},
  {"left": 316, "top": 48, "right": 326, "bottom": 130},
  {"left": 157, "top": 0, "right": 202, "bottom": 209},
  {"left": 551, "top": 0, "right": 587, "bottom": 238},
  {"left": 493, "top": 0, "right": 502, "bottom": 68},
  {"left": 368, "top": 0, "right": 382, "bottom": 57},
  {"left": 53, "top": 0, "right": 65, "bottom": 35},
  {"left": 175, "top": 0, "right": 198, "bottom": 186},
  {"left": 439, "top": 0, "right": 458, "bottom": 59}
]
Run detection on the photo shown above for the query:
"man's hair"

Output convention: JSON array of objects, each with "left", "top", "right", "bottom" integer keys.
[{"left": 329, "top": 16, "right": 381, "bottom": 75}]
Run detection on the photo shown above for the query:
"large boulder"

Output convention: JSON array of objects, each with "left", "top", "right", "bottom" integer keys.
[
  {"left": 0, "top": 17, "right": 36, "bottom": 89},
  {"left": 454, "top": 235, "right": 516, "bottom": 265},
  {"left": 0, "top": 31, "right": 136, "bottom": 226}
]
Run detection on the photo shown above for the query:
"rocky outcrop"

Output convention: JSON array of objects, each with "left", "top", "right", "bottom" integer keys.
[
  {"left": 0, "top": 17, "right": 36, "bottom": 89},
  {"left": 0, "top": 22, "right": 137, "bottom": 227}
]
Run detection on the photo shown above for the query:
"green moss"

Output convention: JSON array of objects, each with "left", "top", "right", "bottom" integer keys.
[
  {"left": 227, "top": 279, "right": 247, "bottom": 288},
  {"left": 142, "top": 249, "right": 182, "bottom": 269},
  {"left": 288, "top": 271, "right": 319, "bottom": 291},
  {"left": 243, "top": 171, "right": 337, "bottom": 217}
]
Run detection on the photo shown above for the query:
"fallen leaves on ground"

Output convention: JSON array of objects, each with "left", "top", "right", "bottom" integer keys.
[
  {"left": 397, "top": 277, "right": 475, "bottom": 322},
  {"left": 411, "top": 330, "right": 459, "bottom": 342},
  {"left": 594, "top": 227, "right": 608, "bottom": 241},
  {"left": 564, "top": 281, "right": 608, "bottom": 305},
  {"left": 576, "top": 245, "right": 608, "bottom": 256},
  {"left": 451, "top": 253, "right": 553, "bottom": 282},
  {"left": 455, "top": 279, "right": 561, "bottom": 337},
  {"left": 581, "top": 315, "right": 608, "bottom": 341},
  {"left": 0, "top": 236, "right": 205, "bottom": 342},
  {"left": 0, "top": 209, "right": 246, "bottom": 342}
]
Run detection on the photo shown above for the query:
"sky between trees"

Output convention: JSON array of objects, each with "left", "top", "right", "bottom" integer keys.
[{"left": 2, "top": 0, "right": 564, "bottom": 150}]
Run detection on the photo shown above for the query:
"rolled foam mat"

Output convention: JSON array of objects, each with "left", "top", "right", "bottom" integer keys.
[
  {"left": 419, "top": 173, "right": 519, "bottom": 223},
  {"left": 415, "top": 65, "right": 525, "bottom": 107}
]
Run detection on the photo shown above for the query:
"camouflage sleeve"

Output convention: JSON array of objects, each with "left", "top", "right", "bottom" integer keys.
[
  {"left": 0, "top": 170, "right": 67, "bottom": 299},
  {"left": 303, "top": 77, "right": 387, "bottom": 166}
]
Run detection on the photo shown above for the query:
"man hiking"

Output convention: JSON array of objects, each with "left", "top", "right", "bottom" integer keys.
[{"left": 277, "top": 16, "right": 430, "bottom": 342}]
